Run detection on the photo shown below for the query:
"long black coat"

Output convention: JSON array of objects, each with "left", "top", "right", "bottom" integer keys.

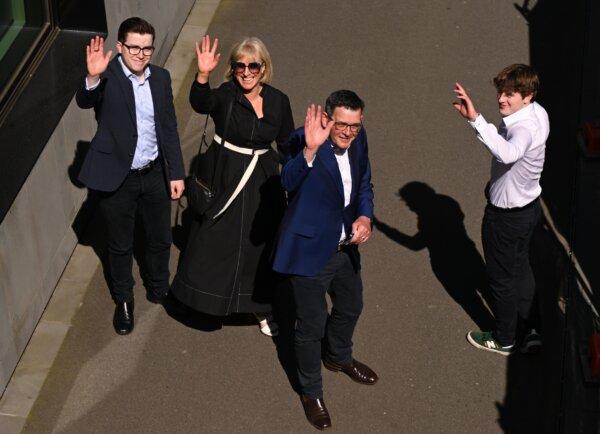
[{"left": 171, "top": 79, "right": 294, "bottom": 315}]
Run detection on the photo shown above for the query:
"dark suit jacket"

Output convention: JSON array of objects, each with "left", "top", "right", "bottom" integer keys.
[
  {"left": 76, "top": 56, "right": 185, "bottom": 192},
  {"left": 272, "top": 127, "right": 374, "bottom": 277}
]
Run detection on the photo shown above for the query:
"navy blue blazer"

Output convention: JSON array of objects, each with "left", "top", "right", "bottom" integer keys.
[
  {"left": 76, "top": 56, "right": 185, "bottom": 192},
  {"left": 272, "top": 127, "right": 374, "bottom": 277}
]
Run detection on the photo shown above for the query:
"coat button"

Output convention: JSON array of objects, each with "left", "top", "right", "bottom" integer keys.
[{"left": 129, "top": 152, "right": 134, "bottom": 156}]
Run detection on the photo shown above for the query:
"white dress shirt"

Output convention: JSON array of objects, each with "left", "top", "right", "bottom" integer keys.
[
  {"left": 334, "top": 147, "right": 352, "bottom": 241},
  {"left": 469, "top": 101, "right": 549, "bottom": 209},
  {"left": 305, "top": 145, "right": 352, "bottom": 242},
  {"left": 85, "top": 57, "right": 158, "bottom": 169}
]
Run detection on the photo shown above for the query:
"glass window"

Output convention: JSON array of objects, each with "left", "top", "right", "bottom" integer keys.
[{"left": 0, "top": 0, "right": 49, "bottom": 103}]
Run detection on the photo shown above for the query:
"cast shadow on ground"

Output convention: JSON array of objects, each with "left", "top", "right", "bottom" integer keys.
[
  {"left": 496, "top": 1, "right": 600, "bottom": 432},
  {"left": 494, "top": 217, "right": 566, "bottom": 434},
  {"left": 372, "top": 181, "right": 494, "bottom": 331},
  {"left": 167, "top": 152, "right": 300, "bottom": 391},
  {"left": 70, "top": 141, "right": 185, "bottom": 305}
]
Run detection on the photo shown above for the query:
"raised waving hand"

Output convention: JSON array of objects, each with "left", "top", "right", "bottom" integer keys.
[
  {"left": 452, "top": 82, "right": 479, "bottom": 122},
  {"left": 195, "top": 35, "right": 220, "bottom": 82},
  {"left": 303, "top": 104, "right": 334, "bottom": 161},
  {"left": 86, "top": 36, "right": 112, "bottom": 85}
]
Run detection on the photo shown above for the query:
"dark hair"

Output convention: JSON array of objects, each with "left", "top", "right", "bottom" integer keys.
[
  {"left": 325, "top": 90, "right": 365, "bottom": 116},
  {"left": 118, "top": 17, "right": 155, "bottom": 43},
  {"left": 493, "top": 64, "right": 539, "bottom": 100}
]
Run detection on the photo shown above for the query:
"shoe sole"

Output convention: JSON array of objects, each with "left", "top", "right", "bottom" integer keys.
[
  {"left": 300, "top": 397, "right": 332, "bottom": 431},
  {"left": 114, "top": 327, "right": 133, "bottom": 335},
  {"left": 466, "top": 333, "right": 512, "bottom": 356},
  {"left": 520, "top": 342, "right": 542, "bottom": 355}
]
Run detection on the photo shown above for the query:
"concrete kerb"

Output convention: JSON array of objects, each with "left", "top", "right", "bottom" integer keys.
[{"left": 0, "top": 2, "right": 221, "bottom": 432}]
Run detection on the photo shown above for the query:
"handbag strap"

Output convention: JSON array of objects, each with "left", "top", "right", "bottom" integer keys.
[
  {"left": 192, "top": 115, "right": 210, "bottom": 175},
  {"left": 209, "top": 95, "right": 235, "bottom": 189}
]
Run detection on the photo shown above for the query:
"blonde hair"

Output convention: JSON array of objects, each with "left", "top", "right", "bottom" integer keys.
[{"left": 225, "top": 37, "right": 273, "bottom": 83}]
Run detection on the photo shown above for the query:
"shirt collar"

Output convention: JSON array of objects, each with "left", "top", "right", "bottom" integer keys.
[
  {"left": 502, "top": 102, "right": 535, "bottom": 127},
  {"left": 118, "top": 55, "right": 151, "bottom": 82},
  {"left": 331, "top": 142, "right": 348, "bottom": 156}
]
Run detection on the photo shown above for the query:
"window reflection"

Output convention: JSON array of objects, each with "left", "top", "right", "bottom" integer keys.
[{"left": 0, "top": 0, "right": 48, "bottom": 101}]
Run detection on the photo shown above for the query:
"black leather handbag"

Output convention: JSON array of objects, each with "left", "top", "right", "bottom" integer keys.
[{"left": 184, "top": 98, "right": 233, "bottom": 216}]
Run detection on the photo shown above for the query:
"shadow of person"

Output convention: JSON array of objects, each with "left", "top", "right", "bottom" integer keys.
[
  {"left": 373, "top": 182, "right": 494, "bottom": 330},
  {"left": 162, "top": 299, "right": 262, "bottom": 332},
  {"left": 68, "top": 141, "right": 113, "bottom": 293},
  {"left": 272, "top": 276, "right": 301, "bottom": 394},
  {"left": 494, "top": 217, "right": 568, "bottom": 434},
  {"left": 172, "top": 154, "right": 200, "bottom": 253}
]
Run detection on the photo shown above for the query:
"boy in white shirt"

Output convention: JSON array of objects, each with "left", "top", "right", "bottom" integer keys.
[{"left": 453, "top": 64, "right": 549, "bottom": 355}]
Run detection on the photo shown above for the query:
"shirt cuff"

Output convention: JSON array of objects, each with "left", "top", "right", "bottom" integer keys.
[
  {"left": 85, "top": 77, "right": 101, "bottom": 91},
  {"left": 468, "top": 113, "right": 486, "bottom": 130},
  {"left": 304, "top": 150, "right": 316, "bottom": 167}
]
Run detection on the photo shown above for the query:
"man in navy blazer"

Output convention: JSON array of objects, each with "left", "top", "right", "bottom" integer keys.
[
  {"left": 273, "top": 91, "right": 377, "bottom": 430},
  {"left": 76, "top": 18, "right": 184, "bottom": 335}
]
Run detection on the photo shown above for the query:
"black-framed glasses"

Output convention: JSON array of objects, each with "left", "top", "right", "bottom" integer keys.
[
  {"left": 326, "top": 113, "right": 362, "bottom": 134},
  {"left": 231, "top": 61, "right": 263, "bottom": 74},
  {"left": 329, "top": 119, "right": 362, "bottom": 134},
  {"left": 121, "top": 43, "right": 155, "bottom": 56}
]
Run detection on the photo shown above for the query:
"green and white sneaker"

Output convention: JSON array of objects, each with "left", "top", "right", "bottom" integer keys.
[{"left": 466, "top": 331, "right": 514, "bottom": 356}]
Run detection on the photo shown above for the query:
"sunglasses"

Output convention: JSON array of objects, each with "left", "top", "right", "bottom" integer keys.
[{"left": 231, "top": 61, "right": 263, "bottom": 74}]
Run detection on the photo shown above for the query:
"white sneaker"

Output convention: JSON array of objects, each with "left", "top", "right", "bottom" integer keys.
[{"left": 254, "top": 313, "right": 279, "bottom": 337}]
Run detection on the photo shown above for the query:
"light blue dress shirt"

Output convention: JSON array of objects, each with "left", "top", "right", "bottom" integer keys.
[{"left": 117, "top": 56, "right": 159, "bottom": 169}]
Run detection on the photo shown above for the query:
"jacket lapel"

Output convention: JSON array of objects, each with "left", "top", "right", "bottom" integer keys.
[
  {"left": 319, "top": 142, "right": 344, "bottom": 200},
  {"left": 148, "top": 65, "right": 163, "bottom": 118},
  {"left": 108, "top": 56, "right": 136, "bottom": 127}
]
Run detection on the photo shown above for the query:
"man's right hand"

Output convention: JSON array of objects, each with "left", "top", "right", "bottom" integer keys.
[
  {"left": 304, "top": 104, "right": 334, "bottom": 161},
  {"left": 195, "top": 35, "right": 220, "bottom": 84},
  {"left": 452, "top": 82, "right": 478, "bottom": 122},
  {"left": 86, "top": 36, "right": 112, "bottom": 87}
]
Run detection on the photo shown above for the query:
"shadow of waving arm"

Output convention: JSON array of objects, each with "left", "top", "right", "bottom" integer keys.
[{"left": 372, "top": 216, "right": 426, "bottom": 251}]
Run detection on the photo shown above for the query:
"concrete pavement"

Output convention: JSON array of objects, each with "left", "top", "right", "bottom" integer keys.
[{"left": 14, "top": 1, "right": 557, "bottom": 432}]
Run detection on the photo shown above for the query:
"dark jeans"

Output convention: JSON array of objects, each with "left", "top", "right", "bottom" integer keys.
[
  {"left": 482, "top": 199, "right": 541, "bottom": 346},
  {"left": 290, "top": 250, "right": 363, "bottom": 399},
  {"left": 98, "top": 162, "right": 172, "bottom": 303}
]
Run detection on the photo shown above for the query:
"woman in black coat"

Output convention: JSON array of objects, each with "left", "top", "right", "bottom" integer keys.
[{"left": 171, "top": 35, "right": 294, "bottom": 335}]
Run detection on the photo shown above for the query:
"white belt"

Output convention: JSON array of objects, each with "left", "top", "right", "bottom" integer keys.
[{"left": 213, "top": 134, "right": 269, "bottom": 219}]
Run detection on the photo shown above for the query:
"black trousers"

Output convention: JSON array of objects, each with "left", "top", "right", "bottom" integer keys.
[
  {"left": 98, "top": 162, "right": 172, "bottom": 303},
  {"left": 482, "top": 199, "right": 541, "bottom": 346},
  {"left": 290, "top": 250, "right": 363, "bottom": 399}
]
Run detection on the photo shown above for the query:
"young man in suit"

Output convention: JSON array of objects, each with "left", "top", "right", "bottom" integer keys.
[
  {"left": 76, "top": 17, "right": 185, "bottom": 335},
  {"left": 273, "top": 90, "right": 377, "bottom": 430}
]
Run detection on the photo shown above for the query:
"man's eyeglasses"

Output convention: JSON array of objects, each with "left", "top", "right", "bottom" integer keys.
[
  {"left": 232, "top": 61, "right": 263, "bottom": 74},
  {"left": 121, "top": 43, "right": 155, "bottom": 56},
  {"left": 333, "top": 122, "right": 362, "bottom": 134},
  {"left": 326, "top": 115, "right": 362, "bottom": 134}
]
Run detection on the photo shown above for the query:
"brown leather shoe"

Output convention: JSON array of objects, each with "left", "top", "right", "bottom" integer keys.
[
  {"left": 323, "top": 358, "right": 378, "bottom": 385},
  {"left": 300, "top": 395, "right": 331, "bottom": 430}
]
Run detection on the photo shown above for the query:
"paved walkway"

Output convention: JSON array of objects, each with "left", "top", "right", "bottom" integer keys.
[{"left": 10, "top": 1, "right": 558, "bottom": 432}]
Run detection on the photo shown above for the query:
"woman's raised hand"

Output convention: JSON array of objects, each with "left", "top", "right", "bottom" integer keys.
[
  {"left": 86, "top": 36, "right": 112, "bottom": 81},
  {"left": 195, "top": 35, "right": 220, "bottom": 77}
]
